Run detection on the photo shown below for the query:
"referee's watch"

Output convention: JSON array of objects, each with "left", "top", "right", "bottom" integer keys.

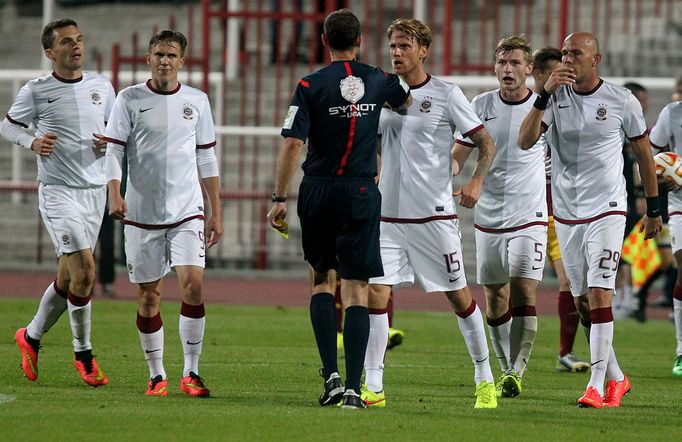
[{"left": 272, "top": 193, "right": 287, "bottom": 203}]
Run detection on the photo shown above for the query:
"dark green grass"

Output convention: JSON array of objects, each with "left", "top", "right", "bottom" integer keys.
[{"left": 0, "top": 298, "right": 679, "bottom": 441}]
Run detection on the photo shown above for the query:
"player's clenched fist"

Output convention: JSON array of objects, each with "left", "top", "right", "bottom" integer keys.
[
  {"left": 108, "top": 193, "right": 128, "bottom": 220},
  {"left": 31, "top": 132, "right": 57, "bottom": 156}
]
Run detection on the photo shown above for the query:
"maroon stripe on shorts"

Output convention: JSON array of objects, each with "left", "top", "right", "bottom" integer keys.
[
  {"left": 137, "top": 312, "right": 163, "bottom": 333},
  {"left": 455, "top": 299, "right": 477, "bottom": 318},
  {"left": 487, "top": 308, "right": 512, "bottom": 326},
  {"left": 181, "top": 302, "right": 206, "bottom": 318},
  {"left": 590, "top": 307, "right": 613, "bottom": 324},
  {"left": 67, "top": 291, "right": 90, "bottom": 307},
  {"left": 512, "top": 305, "right": 537, "bottom": 316}
]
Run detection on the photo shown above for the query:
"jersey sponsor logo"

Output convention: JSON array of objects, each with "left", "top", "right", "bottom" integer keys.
[
  {"left": 90, "top": 90, "right": 102, "bottom": 105},
  {"left": 558, "top": 104, "right": 571, "bottom": 109},
  {"left": 139, "top": 107, "right": 153, "bottom": 113},
  {"left": 484, "top": 115, "right": 498, "bottom": 121},
  {"left": 328, "top": 103, "right": 377, "bottom": 118},
  {"left": 47, "top": 97, "right": 61, "bottom": 103},
  {"left": 596, "top": 103, "right": 608, "bottom": 121},
  {"left": 283, "top": 106, "right": 298, "bottom": 129},
  {"left": 419, "top": 99, "right": 432, "bottom": 113},
  {"left": 339, "top": 75, "right": 365, "bottom": 104}
]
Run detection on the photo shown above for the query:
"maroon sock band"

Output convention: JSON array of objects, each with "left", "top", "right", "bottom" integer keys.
[
  {"left": 486, "top": 308, "right": 511, "bottom": 326},
  {"left": 137, "top": 312, "right": 163, "bottom": 333},
  {"left": 455, "top": 299, "right": 477, "bottom": 319},
  {"left": 674, "top": 285, "right": 682, "bottom": 301},
  {"left": 181, "top": 302, "right": 205, "bottom": 318},
  {"left": 369, "top": 307, "right": 389, "bottom": 315},
  {"left": 512, "top": 305, "right": 537, "bottom": 316},
  {"left": 590, "top": 307, "right": 614, "bottom": 324},
  {"left": 53, "top": 279, "right": 67, "bottom": 299},
  {"left": 67, "top": 291, "right": 90, "bottom": 307}
]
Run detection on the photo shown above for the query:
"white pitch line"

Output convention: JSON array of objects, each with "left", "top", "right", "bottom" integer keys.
[{"left": 0, "top": 394, "right": 17, "bottom": 404}]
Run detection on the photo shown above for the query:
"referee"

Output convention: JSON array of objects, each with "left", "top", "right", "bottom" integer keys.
[{"left": 267, "top": 9, "right": 410, "bottom": 409}]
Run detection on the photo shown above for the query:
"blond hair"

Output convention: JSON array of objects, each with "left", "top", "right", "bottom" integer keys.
[
  {"left": 386, "top": 18, "right": 432, "bottom": 49},
  {"left": 494, "top": 34, "right": 533, "bottom": 64}
]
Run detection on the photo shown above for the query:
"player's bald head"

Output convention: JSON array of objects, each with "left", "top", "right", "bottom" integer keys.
[{"left": 564, "top": 32, "right": 600, "bottom": 56}]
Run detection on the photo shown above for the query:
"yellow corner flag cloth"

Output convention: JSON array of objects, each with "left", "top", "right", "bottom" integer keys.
[{"left": 621, "top": 221, "right": 660, "bottom": 289}]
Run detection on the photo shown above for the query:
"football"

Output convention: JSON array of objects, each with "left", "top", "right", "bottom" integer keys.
[{"left": 653, "top": 152, "right": 682, "bottom": 186}]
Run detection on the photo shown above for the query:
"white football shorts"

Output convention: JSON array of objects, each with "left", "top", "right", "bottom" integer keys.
[
  {"left": 669, "top": 215, "right": 682, "bottom": 253},
  {"left": 38, "top": 183, "right": 105, "bottom": 257},
  {"left": 475, "top": 224, "right": 548, "bottom": 284},
  {"left": 124, "top": 218, "right": 205, "bottom": 284},
  {"left": 369, "top": 218, "right": 467, "bottom": 293},
  {"left": 555, "top": 215, "right": 625, "bottom": 297}
]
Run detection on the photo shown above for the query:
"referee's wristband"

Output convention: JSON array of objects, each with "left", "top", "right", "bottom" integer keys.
[
  {"left": 272, "top": 193, "right": 287, "bottom": 203},
  {"left": 533, "top": 88, "right": 552, "bottom": 110},
  {"left": 646, "top": 196, "right": 661, "bottom": 218}
]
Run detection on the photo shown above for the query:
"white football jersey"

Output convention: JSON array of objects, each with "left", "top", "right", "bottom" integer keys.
[
  {"left": 541, "top": 80, "right": 647, "bottom": 222},
  {"left": 378, "top": 75, "right": 483, "bottom": 221},
  {"left": 457, "top": 89, "right": 547, "bottom": 230},
  {"left": 649, "top": 101, "right": 682, "bottom": 216},
  {"left": 104, "top": 81, "right": 216, "bottom": 227},
  {"left": 5, "top": 72, "right": 115, "bottom": 188}
]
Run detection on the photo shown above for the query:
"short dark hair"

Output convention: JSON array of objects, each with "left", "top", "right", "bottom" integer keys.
[
  {"left": 624, "top": 82, "right": 647, "bottom": 95},
  {"left": 323, "top": 9, "right": 360, "bottom": 52},
  {"left": 148, "top": 30, "right": 187, "bottom": 56},
  {"left": 41, "top": 18, "right": 78, "bottom": 50},
  {"left": 532, "top": 47, "right": 562, "bottom": 72}
]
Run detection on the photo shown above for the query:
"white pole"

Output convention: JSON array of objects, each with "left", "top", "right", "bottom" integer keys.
[
  {"left": 413, "top": 0, "right": 426, "bottom": 22},
  {"left": 40, "top": 0, "right": 55, "bottom": 71},
  {"left": 226, "top": 0, "right": 240, "bottom": 81}
]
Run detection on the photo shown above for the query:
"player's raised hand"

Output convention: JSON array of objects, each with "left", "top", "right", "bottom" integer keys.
[
  {"left": 204, "top": 216, "right": 223, "bottom": 248},
  {"left": 453, "top": 178, "right": 483, "bottom": 208},
  {"left": 267, "top": 202, "right": 288, "bottom": 233},
  {"left": 92, "top": 133, "right": 107, "bottom": 154},
  {"left": 640, "top": 214, "right": 663, "bottom": 240},
  {"left": 108, "top": 192, "right": 128, "bottom": 220},
  {"left": 543, "top": 66, "right": 576, "bottom": 94},
  {"left": 658, "top": 175, "right": 681, "bottom": 193},
  {"left": 31, "top": 132, "right": 57, "bottom": 156}
]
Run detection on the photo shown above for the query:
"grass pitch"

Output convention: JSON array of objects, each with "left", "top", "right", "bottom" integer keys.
[{"left": 0, "top": 297, "right": 679, "bottom": 441}]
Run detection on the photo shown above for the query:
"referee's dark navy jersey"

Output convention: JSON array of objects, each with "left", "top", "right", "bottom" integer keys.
[{"left": 281, "top": 60, "right": 409, "bottom": 178}]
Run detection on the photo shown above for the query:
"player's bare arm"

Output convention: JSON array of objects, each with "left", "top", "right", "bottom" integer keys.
[
  {"left": 451, "top": 143, "right": 473, "bottom": 176},
  {"left": 31, "top": 132, "right": 57, "bottom": 156},
  {"left": 455, "top": 128, "right": 495, "bottom": 208},
  {"left": 106, "top": 179, "right": 127, "bottom": 220},
  {"left": 202, "top": 175, "right": 223, "bottom": 248},
  {"left": 266, "top": 136, "right": 304, "bottom": 232},
  {"left": 519, "top": 66, "right": 576, "bottom": 149},
  {"left": 631, "top": 136, "right": 663, "bottom": 239}
]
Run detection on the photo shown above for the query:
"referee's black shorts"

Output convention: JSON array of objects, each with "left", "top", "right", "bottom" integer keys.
[{"left": 297, "top": 175, "right": 383, "bottom": 281}]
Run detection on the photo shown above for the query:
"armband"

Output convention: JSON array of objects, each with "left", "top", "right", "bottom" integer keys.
[{"left": 272, "top": 194, "right": 287, "bottom": 203}]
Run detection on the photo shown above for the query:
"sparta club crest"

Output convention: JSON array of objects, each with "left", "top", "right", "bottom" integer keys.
[
  {"left": 419, "top": 99, "right": 432, "bottom": 113},
  {"left": 596, "top": 103, "right": 607, "bottom": 121},
  {"left": 183, "top": 104, "right": 194, "bottom": 120},
  {"left": 90, "top": 90, "right": 102, "bottom": 105},
  {"left": 340, "top": 75, "right": 365, "bottom": 104}
]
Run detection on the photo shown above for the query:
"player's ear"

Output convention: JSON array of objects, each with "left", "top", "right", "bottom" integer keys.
[
  {"left": 178, "top": 56, "right": 185, "bottom": 69},
  {"left": 146, "top": 52, "right": 151, "bottom": 66},
  {"left": 593, "top": 53, "right": 602, "bottom": 66},
  {"left": 44, "top": 48, "right": 54, "bottom": 62},
  {"left": 321, "top": 34, "right": 329, "bottom": 48}
]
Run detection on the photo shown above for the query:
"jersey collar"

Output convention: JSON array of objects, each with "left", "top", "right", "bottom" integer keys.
[
  {"left": 573, "top": 78, "right": 603, "bottom": 96},
  {"left": 52, "top": 72, "right": 83, "bottom": 83},
  {"left": 498, "top": 88, "right": 533, "bottom": 105},
  {"left": 409, "top": 74, "right": 431, "bottom": 90},
  {"left": 146, "top": 79, "right": 181, "bottom": 95}
]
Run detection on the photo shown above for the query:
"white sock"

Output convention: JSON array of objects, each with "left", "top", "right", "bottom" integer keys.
[
  {"left": 587, "top": 321, "right": 613, "bottom": 396},
  {"left": 487, "top": 317, "right": 511, "bottom": 373},
  {"left": 180, "top": 315, "right": 205, "bottom": 377},
  {"left": 26, "top": 282, "right": 67, "bottom": 340},
  {"left": 364, "top": 312, "right": 388, "bottom": 393},
  {"left": 67, "top": 295, "right": 92, "bottom": 352},
  {"left": 606, "top": 345, "right": 624, "bottom": 382},
  {"left": 458, "top": 305, "right": 494, "bottom": 384},
  {"left": 139, "top": 327, "right": 166, "bottom": 380},
  {"left": 674, "top": 299, "right": 682, "bottom": 356},
  {"left": 510, "top": 315, "right": 538, "bottom": 377}
]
